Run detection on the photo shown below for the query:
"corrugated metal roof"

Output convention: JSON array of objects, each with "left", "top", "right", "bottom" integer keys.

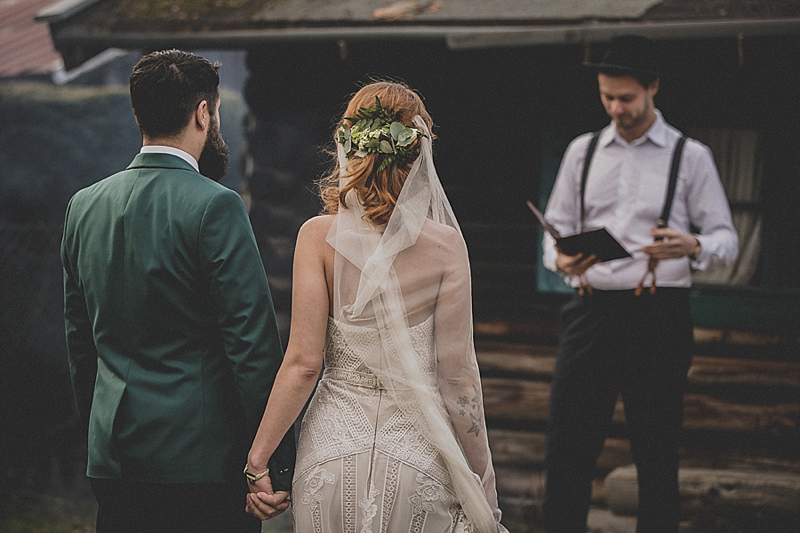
[
  {"left": 38, "top": 0, "right": 800, "bottom": 33},
  {"left": 0, "top": 0, "right": 63, "bottom": 77},
  {"left": 40, "top": 0, "right": 664, "bottom": 32},
  {"left": 35, "top": 0, "right": 800, "bottom": 69}
]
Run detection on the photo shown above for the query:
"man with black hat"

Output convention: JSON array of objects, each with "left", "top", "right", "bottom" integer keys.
[{"left": 540, "top": 35, "right": 738, "bottom": 532}]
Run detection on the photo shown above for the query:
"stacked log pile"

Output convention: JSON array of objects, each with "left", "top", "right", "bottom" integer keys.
[{"left": 477, "top": 337, "right": 800, "bottom": 531}]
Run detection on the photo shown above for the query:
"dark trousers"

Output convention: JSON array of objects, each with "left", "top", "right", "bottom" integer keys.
[
  {"left": 543, "top": 289, "right": 693, "bottom": 532},
  {"left": 90, "top": 477, "right": 261, "bottom": 532}
]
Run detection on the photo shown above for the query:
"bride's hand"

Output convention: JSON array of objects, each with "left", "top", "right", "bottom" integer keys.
[
  {"left": 244, "top": 468, "right": 291, "bottom": 520},
  {"left": 245, "top": 488, "right": 291, "bottom": 520}
]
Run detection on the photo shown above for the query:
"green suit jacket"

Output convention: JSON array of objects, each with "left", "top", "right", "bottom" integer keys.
[{"left": 61, "top": 152, "right": 295, "bottom": 489}]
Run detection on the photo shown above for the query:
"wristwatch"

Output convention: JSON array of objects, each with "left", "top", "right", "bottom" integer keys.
[{"left": 689, "top": 237, "right": 701, "bottom": 260}]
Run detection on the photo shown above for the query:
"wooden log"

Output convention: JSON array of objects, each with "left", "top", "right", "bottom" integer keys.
[
  {"left": 689, "top": 355, "right": 800, "bottom": 389},
  {"left": 694, "top": 325, "right": 795, "bottom": 350},
  {"left": 587, "top": 507, "right": 694, "bottom": 532},
  {"left": 495, "top": 497, "right": 639, "bottom": 532},
  {"left": 482, "top": 378, "right": 560, "bottom": 424},
  {"left": 489, "top": 428, "right": 800, "bottom": 484},
  {"left": 474, "top": 320, "right": 559, "bottom": 342},
  {"left": 693, "top": 327, "right": 725, "bottom": 345},
  {"left": 478, "top": 344, "right": 800, "bottom": 390},
  {"left": 587, "top": 508, "right": 637, "bottom": 533},
  {"left": 497, "top": 496, "right": 542, "bottom": 532},
  {"left": 495, "top": 467, "right": 546, "bottom": 499},
  {"left": 482, "top": 378, "right": 800, "bottom": 436},
  {"left": 489, "top": 429, "right": 547, "bottom": 467},
  {"left": 681, "top": 393, "right": 799, "bottom": 435},
  {"left": 679, "top": 448, "right": 800, "bottom": 475},
  {"left": 605, "top": 464, "right": 800, "bottom": 531},
  {"left": 493, "top": 466, "right": 607, "bottom": 503},
  {"left": 488, "top": 429, "right": 633, "bottom": 472},
  {"left": 591, "top": 478, "right": 608, "bottom": 506},
  {"left": 478, "top": 345, "right": 556, "bottom": 379}
]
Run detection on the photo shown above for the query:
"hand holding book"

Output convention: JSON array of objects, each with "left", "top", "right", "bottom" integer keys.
[{"left": 526, "top": 200, "right": 631, "bottom": 263}]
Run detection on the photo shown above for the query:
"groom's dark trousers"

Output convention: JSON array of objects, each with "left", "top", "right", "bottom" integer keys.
[
  {"left": 62, "top": 153, "right": 295, "bottom": 533},
  {"left": 90, "top": 478, "right": 259, "bottom": 532},
  {"left": 543, "top": 288, "right": 693, "bottom": 532}
]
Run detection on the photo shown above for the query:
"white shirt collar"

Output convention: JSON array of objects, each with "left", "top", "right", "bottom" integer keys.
[
  {"left": 601, "top": 109, "right": 668, "bottom": 148},
  {"left": 139, "top": 145, "right": 199, "bottom": 172}
]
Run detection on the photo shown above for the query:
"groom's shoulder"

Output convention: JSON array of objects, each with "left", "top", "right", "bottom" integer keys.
[
  {"left": 182, "top": 171, "right": 234, "bottom": 198},
  {"left": 68, "top": 169, "right": 130, "bottom": 206},
  {"left": 153, "top": 167, "right": 239, "bottom": 207},
  {"left": 68, "top": 167, "right": 233, "bottom": 215},
  {"left": 558, "top": 129, "right": 604, "bottom": 166},
  {"left": 566, "top": 130, "right": 598, "bottom": 152}
]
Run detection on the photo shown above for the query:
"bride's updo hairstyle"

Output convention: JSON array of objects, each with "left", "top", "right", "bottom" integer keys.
[{"left": 319, "top": 81, "right": 434, "bottom": 225}]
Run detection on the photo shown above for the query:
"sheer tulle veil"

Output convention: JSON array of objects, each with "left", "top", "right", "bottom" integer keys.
[{"left": 325, "top": 112, "right": 503, "bottom": 532}]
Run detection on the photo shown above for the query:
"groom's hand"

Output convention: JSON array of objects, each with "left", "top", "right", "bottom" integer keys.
[
  {"left": 244, "top": 473, "right": 290, "bottom": 520},
  {"left": 245, "top": 491, "right": 290, "bottom": 520},
  {"left": 556, "top": 251, "right": 599, "bottom": 276}
]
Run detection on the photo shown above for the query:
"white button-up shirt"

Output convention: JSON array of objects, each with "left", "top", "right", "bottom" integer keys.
[
  {"left": 543, "top": 110, "right": 738, "bottom": 290},
  {"left": 140, "top": 145, "right": 199, "bottom": 172}
]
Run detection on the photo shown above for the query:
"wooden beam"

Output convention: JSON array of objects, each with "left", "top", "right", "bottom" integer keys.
[
  {"left": 482, "top": 378, "right": 800, "bottom": 436},
  {"left": 489, "top": 428, "right": 800, "bottom": 476},
  {"left": 497, "top": 496, "right": 541, "bottom": 532},
  {"left": 489, "top": 429, "right": 632, "bottom": 472},
  {"left": 605, "top": 465, "right": 800, "bottom": 531},
  {"left": 478, "top": 345, "right": 800, "bottom": 390}
]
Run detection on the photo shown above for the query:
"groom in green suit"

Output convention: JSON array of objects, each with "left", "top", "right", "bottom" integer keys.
[{"left": 61, "top": 50, "right": 294, "bottom": 532}]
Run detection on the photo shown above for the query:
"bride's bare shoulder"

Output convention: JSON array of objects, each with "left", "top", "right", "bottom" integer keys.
[
  {"left": 296, "top": 214, "right": 335, "bottom": 250},
  {"left": 420, "top": 219, "right": 462, "bottom": 251},
  {"left": 300, "top": 214, "right": 335, "bottom": 233}
]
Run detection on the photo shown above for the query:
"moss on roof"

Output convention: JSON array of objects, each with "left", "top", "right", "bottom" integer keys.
[{"left": 57, "top": 0, "right": 800, "bottom": 35}]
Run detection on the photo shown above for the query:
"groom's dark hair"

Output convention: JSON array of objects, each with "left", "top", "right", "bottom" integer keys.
[{"left": 129, "top": 49, "right": 220, "bottom": 138}]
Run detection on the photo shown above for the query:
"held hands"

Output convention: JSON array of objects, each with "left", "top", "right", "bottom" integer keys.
[
  {"left": 244, "top": 466, "right": 291, "bottom": 521},
  {"left": 642, "top": 227, "right": 701, "bottom": 260}
]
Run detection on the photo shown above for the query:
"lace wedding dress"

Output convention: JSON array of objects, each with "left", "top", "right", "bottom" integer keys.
[{"left": 293, "top": 315, "right": 472, "bottom": 532}]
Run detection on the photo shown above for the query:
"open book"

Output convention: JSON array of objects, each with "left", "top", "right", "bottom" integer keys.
[{"left": 526, "top": 200, "right": 631, "bottom": 262}]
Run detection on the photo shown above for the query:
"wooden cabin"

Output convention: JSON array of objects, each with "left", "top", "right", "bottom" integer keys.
[{"left": 39, "top": 0, "right": 800, "bottom": 531}]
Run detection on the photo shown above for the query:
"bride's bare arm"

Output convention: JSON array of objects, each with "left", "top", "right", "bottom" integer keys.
[
  {"left": 247, "top": 216, "right": 330, "bottom": 481},
  {"left": 433, "top": 229, "right": 502, "bottom": 522}
]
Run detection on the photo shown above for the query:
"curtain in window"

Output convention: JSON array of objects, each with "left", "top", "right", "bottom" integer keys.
[{"left": 688, "top": 128, "right": 762, "bottom": 286}]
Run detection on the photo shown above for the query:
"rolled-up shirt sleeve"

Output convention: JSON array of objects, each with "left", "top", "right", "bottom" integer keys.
[
  {"left": 542, "top": 136, "right": 586, "bottom": 272},
  {"left": 687, "top": 144, "right": 739, "bottom": 271}
]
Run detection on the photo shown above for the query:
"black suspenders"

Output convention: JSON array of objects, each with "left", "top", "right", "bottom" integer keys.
[
  {"left": 579, "top": 131, "right": 602, "bottom": 232},
  {"left": 659, "top": 135, "right": 688, "bottom": 230},
  {"left": 578, "top": 129, "right": 689, "bottom": 295},
  {"left": 579, "top": 130, "right": 688, "bottom": 231}
]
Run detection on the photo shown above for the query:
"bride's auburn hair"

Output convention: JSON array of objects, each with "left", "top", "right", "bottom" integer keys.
[{"left": 319, "top": 81, "right": 435, "bottom": 225}]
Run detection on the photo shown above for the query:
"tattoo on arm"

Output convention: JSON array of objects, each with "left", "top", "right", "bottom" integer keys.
[{"left": 456, "top": 384, "right": 483, "bottom": 436}]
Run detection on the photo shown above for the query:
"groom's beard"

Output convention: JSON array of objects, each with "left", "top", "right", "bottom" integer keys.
[{"left": 198, "top": 120, "right": 229, "bottom": 182}]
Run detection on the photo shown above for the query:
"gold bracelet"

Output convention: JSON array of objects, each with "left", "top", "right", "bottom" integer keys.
[{"left": 244, "top": 464, "right": 269, "bottom": 484}]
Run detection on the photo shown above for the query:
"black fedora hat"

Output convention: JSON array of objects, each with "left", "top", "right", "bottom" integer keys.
[{"left": 584, "top": 35, "right": 660, "bottom": 78}]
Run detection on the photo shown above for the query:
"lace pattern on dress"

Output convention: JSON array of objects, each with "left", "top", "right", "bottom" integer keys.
[
  {"left": 359, "top": 483, "right": 380, "bottom": 533},
  {"left": 343, "top": 455, "right": 356, "bottom": 533},
  {"left": 380, "top": 457, "right": 401, "bottom": 532},
  {"left": 301, "top": 466, "right": 336, "bottom": 533},
  {"left": 408, "top": 472, "right": 448, "bottom": 532}
]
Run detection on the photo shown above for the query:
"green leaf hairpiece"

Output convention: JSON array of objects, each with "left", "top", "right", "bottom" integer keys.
[{"left": 336, "top": 96, "right": 425, "bottom": 172}]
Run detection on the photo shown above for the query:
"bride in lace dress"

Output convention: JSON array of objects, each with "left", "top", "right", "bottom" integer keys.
[{"left": 244, "top": 81, "right": 504, "bottom": 532}]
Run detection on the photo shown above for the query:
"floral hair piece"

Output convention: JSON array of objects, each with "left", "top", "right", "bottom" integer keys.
[{"left": 336, "top": 96, "right": 425, "bottom": 172}]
